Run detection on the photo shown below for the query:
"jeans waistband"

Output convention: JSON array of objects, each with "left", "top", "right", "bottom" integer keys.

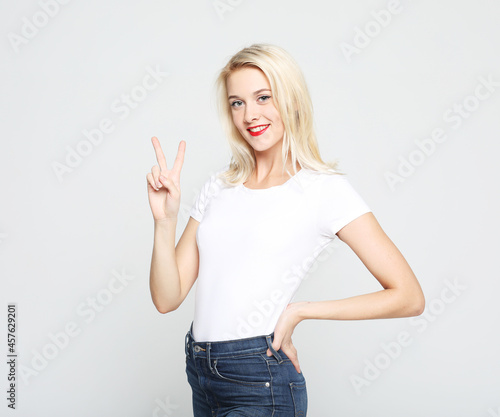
[{"left": 184, "top": 321, "right": 284, "bottom": 363}]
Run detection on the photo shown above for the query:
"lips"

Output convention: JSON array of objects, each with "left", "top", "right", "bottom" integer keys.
[{"left": 247, "top": 124, "right": 270, "bottom": 137}]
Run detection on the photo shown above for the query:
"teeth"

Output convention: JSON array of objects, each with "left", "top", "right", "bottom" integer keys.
[{"left": 249, "top": 125, "right": 269, "bottom": 132}]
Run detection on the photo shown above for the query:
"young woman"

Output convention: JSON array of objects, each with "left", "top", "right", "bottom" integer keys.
[{"left": 146, "top": 43, "right": 425, "bottom": 416}]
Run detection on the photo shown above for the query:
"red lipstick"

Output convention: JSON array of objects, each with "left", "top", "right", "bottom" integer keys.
[{"left": 247, "top": 124, "right": 270, "bottom": 137}]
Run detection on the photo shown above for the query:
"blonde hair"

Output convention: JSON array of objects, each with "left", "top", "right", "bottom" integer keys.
[{"left": 214, "top": 43, "right": 343, "bottom": 186}]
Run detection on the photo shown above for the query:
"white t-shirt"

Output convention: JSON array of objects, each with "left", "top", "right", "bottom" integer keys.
[{"left": 189, "top": 165, "right": 371, "bottom": 342}]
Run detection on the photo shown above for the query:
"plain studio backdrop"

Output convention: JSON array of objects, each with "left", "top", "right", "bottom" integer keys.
[{"left": 1, "top": 1, "right": 499, "bottom": 416}]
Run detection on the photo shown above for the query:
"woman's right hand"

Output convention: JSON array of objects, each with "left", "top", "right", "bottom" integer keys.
[{"left": 146, "top": 137, "right": 186, "bottom": 222}]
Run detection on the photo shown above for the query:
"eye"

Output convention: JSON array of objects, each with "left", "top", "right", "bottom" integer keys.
[
  {"left": 230, "top": 100, "right": 243, "bottom": 108},
  {"left": 258, "top": 95, "right": 271, "bottom": 103}
]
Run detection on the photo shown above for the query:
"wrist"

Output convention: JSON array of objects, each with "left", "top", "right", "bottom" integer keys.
[
  {"left": 154, "top": 217, "right": 177, "bottom": 232},
  {"left": 154, "top": 217, "right": 178, "bottom": 227},
  {"left": 295, "top": 301, "right": 312, "bottom": 323}
]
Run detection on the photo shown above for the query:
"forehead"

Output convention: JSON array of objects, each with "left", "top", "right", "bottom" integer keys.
[{"left": 226, "top": 67, "right": 271, "bottom": 95}]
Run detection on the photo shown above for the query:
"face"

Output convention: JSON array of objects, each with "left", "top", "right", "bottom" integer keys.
[{"left": 226, "top": 67, "right": 285, "bottom": 155}]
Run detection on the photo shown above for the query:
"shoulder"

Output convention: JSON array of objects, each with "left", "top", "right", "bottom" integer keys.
[
  {"left": 198, "top": 164, "right": 231, "bottom": 197},
  {"left": 210, "top": 164, "right": 231, "bottom": 187},
  {"left": 298, "top": 167, "right": 349, "bottom": 189},
  {"left": 300, "top": 169, "right": 368, "bottom": 205}
]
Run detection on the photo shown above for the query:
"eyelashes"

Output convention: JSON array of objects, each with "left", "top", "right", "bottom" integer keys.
[{"left": 230, "top": 95, "right": 272, "bottom": 108}]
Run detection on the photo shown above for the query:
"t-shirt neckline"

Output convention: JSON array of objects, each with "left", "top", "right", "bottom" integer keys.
[{"left": 239, "top": 168, "right": 305, "bottom": 193}]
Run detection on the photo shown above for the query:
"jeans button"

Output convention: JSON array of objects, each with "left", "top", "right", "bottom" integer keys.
[
  {"left": 265, "top": 382, "right": 270, "bottom": 387},
  {"left": 194, "top": 345, "right": 201, "bottom": 352}
]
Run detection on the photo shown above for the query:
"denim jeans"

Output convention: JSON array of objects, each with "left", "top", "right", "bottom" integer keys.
[{"left": 185, "top": 321, "right": 308, "bottom": 416}]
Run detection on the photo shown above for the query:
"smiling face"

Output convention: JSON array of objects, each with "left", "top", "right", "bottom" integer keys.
[{"left": 226, "top": 66, "right": 285, "bottom": 155}]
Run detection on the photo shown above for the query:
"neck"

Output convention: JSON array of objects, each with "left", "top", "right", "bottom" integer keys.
[{"left": 251, "top": 151, "right": 300, "bottom": 182}]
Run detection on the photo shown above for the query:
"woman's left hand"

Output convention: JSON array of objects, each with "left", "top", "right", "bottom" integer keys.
[{"left": 266, "top": 302, "right": 305, "bottom": 374}]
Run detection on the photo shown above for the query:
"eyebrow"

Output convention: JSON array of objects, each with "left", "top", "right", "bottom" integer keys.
[{"left": 228, "top": 88, "right": 271, "bottom": 101}]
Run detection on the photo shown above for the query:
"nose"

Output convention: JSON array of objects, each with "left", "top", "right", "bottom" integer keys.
[{"left": 244, "top": 102, "right": 259, "bottom": 124}]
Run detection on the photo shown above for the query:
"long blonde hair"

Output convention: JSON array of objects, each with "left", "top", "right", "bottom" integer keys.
[{"left": 215, "top": 43, "right": 343, "bottom": 186}]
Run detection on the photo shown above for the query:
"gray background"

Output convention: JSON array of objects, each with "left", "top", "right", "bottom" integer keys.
[{"left": 1, "top": 0, "right": 499, "bottom": 416}]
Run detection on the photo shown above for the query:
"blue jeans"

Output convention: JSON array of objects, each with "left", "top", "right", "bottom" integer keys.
[{"left": 185, "top": 321, "right": 308, "bottom": 416}]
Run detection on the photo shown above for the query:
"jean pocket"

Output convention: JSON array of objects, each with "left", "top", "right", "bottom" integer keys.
[
  {"left": 289, "top": 381, "right": 307, "bottom": 416},
  {"left": 212, "top": 354, "right": 271, "bottom": 387}
]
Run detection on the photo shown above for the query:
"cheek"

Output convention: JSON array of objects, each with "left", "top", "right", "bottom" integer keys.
[
  {"left": 231, "top": 114, "right": 247, "bottom": 136},
  {"left": 231, "top": 111, "right": 243, "bottom": 126},
  {"left": 230, "top": 115, "right": 240, "bottom": 131},
  {"left": 273, "top": 114, "right": 284, "bottom": 131},
  {"left": 270, "top": 108, "right": 282, "bottom": 124}
]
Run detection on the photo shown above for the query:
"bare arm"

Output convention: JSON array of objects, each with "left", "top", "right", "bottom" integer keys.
[
  {"left": 269, "top": 212, "right": 425, "bottom": 374},
  {"left": 146, "top": 137, "right": 201, "bottom": 313},
  {"left": 150, "top": 216, "right": 200, "bottom": 314},
  {"left": 295, "top": 212, "right": 425, "bottom": 321}
]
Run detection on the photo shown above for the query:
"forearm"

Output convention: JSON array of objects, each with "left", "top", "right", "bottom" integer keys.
[
  {"left": 296, "top": 288, "right": 424, "bottom": 322},
  {"left": 149, "top": 218, "right": 181, "bottom": 313}
]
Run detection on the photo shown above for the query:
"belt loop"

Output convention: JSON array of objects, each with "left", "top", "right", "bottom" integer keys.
[
  {"left": 266, "top": 334, "right": 283, "bottom": 364},
  {"left": 185, "top": 331, "right": 190, "bottom": 359},
  {"left": 207, "top": 342, "right": 214, "bottom": 373}
]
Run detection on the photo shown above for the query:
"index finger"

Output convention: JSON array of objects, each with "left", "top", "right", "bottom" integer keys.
[
  {"left": 171, "top": 140, "right": 186, "bottom": 175},
  {"left": 151, "top": 136, "right": 168, "bottom": 172}
]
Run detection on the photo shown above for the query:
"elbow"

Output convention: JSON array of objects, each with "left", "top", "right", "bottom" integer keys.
[
  {"left": 415, "top": 296, "right": 426, "bottom": 316},
  {"left": 408, "top": 293, "right": 425, "bottom": 317},
  {"left": 151, "top": 291, "right": 182, "bottom": 314},
  {"left": 156, "top": 305, "right": 177, "bottom": 314},
  {"left": 394, "top": 289, "right": 425, "bottom": 317},
  {"left": 154, "top": 301, "right": 179, "bottom": 315}
]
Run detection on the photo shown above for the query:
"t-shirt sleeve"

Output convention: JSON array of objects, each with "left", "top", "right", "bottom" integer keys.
[
  {"left": 189, "top": 165, "right": 228, "bottom": 222},
  {"left": 317, "top": 174, "right": 372, "bottom": 238},
  {"left": 189, "top": 175, "right": 213, "bottom": 223}
]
